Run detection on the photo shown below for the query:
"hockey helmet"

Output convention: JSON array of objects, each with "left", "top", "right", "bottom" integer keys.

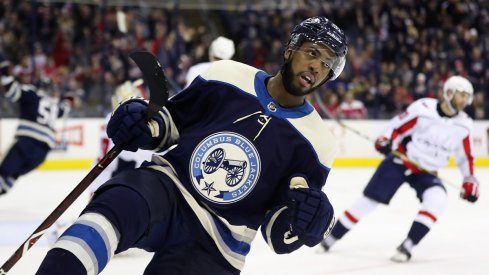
[
  {"left": 443, "top": 75, "right": 474, "bottom": 104},
  {"left": 111, "top": 79, "right": 145, "bottom": 109},
  {"left": 288, "top": 17, "right": 348, "bottom": 81},
  {"left": 209, "top": 36, "right": 235, "bottom": 61},
  {"left": 35, "top": 75, "right": 54, "bottom": 95}
]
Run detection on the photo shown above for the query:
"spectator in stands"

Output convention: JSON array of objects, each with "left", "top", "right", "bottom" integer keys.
[
  {"left": 465, "top": 92, "right": 485, "bottom": 119},
  {"left": 338, "top": 91, "right": 367, "bottom": 119},
  {"left": 0, "top": 1, "right": 487, "bottom": 119}
]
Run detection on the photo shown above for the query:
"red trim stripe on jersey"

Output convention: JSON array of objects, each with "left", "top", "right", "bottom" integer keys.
[
  {"left": 419, "top": 210, "right": 437, "bottom": 222},
  {"left": 462, "top": 136, "right": 474, "bottom": 175},
  {"left": 344, "top": 210, "right": 358, "bottom": 224},
  {"left": 396, "top": 142, "right": 423, "bottom": 174},
  {"left": 391, "top": 117, "right": 418, "bottom": 141}
]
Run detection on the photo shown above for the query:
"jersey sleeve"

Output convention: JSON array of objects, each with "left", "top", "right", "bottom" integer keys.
[
  {"left": 2, "top": 79, "right": 22, "bottom": 102},
  {"left": 382, "top": 100, "right": 421, "bottom": 146},
  {"left": 454, "top": 119, "right": 474, "bottom": 177}
]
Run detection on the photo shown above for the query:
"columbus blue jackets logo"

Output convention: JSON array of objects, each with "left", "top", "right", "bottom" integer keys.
[{"left": 190, "top": 132, "right": 261, "bottom": 204}]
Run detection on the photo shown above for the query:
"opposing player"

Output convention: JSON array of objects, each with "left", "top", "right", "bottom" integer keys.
[
  {"left": 320, "top": 75, "right": 480, "bottom": 262},
  {"left": 184, "top": 36, "right": 235, "bottom": 88},
  {"left": 88, "top": 79, "right": 153, "bottom": 194},
  {"left": 0, "top": 59, "right": 73, "bottom": 195},
  {"left": 36, "top": 16, "right": 348, "bottom": 274}
]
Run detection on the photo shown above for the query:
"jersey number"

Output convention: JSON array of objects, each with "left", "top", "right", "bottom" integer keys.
[{"left": 37, "top": 99, "right": 59, "bottom": 129}]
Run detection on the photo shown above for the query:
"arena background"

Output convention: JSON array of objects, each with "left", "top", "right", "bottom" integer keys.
[
  {"left": 1, "top": 2, "right": 489, "bottom": 275},
  {"left": 1, "top": 0, "right": 488, "bottom": 168}
]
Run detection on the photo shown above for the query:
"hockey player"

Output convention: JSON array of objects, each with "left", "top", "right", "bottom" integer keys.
[
  {"left": 36, "top": 16, "right": 348, "bottom": 275},
  {"left": 0, "top": 59, "right": 72, "bottom": 195},
  {"left": 320, "top": 75, "right": 480, "bottom": 262},
  {"left": 184, "top": 36, "right": 235, "bottom": 88},
  {"left": 88, "top": 79, "right": 153, "bottom": 194}
]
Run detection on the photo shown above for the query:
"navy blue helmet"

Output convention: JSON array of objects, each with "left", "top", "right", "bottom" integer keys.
[{"left": 288, "top": 17, "right": 348, "bottom": 81}]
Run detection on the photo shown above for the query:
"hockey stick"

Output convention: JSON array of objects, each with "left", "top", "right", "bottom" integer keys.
[
  {"left": 313, "top": 92, "right": 460, "bottom": 190},
  {"left": 0, "top": 50, "right": 169, "bottom": 274},
  {"left": 53, "top": 111, "right": 69, "bottom": 151}
]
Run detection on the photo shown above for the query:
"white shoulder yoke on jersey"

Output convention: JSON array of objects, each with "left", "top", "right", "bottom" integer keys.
[{"left": 200, "top": 59, "right": 336, "bottom": 169}]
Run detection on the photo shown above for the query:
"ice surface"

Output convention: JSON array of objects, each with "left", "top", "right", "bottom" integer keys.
[{"left": 1, "top": 168, "right": 488, "bottom": 274}]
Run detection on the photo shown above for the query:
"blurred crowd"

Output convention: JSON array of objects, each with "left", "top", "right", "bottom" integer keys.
[{"left": 0, "top": 0, "right": 488, "bottom": 119}]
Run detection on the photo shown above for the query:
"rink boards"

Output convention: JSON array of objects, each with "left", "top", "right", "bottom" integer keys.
[{"left": 1, "top": 118, "right": 489, "bottom": 169}]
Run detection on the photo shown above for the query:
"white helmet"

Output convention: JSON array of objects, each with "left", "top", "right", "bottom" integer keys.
[
  {"left": 443, "top": 75, "right": 474, "bottom": 105},
  {"left": 209, "top": 36, "right": 235, "bottom": 61},
  {"left": 111, "top": 79, "right": 144, "bottom": 109}
]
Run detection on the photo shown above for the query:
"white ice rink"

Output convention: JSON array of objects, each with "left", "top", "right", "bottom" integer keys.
[{"left": 1, "top": 167, "right": 488, "bottom": 275}]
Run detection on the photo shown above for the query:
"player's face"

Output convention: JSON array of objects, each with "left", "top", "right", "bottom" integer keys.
[
  {"left": 282, "top": 42, "right": 334, "bottom": 96},
  {"left": 451, "top": 90, "right": 472, "bottom": 111}
]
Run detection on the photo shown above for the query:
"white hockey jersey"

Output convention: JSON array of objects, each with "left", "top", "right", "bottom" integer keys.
[{"left": 382, "top": 98, "right": 474, "bottom": 176}]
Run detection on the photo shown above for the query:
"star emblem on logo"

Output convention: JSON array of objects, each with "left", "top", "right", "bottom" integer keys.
[{"left": 202, "top": 181, "right": 217, "bottom": 196}]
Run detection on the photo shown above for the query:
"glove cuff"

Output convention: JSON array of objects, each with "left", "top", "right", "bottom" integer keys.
[
  {"left": 112, "top": 96, "right": 148, "bottom": 114},
  {"left": 1, "top": 75, "right": 14, "bottom": 86},
  {"left": 463, "top": 176, "right": 479, "bottom": 185}
]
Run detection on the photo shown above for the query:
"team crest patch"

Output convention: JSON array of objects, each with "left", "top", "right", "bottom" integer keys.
[{"left": 190, "top": 132, "right": 261, "bottom": 204}]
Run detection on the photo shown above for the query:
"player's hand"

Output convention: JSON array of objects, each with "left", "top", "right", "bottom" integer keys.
[
  {"left": 288, "top": 178, "right": 334, "bottom": 247},
  {"left": 107, "top": 99, "right": 163, "bottom": 152},
  {"left": 375, "top": 136, "right": 392, "bottom": 156},
  {"left": 61, "top": 90, "right": 83, "bottom": 109},
  {"left": 460, "top": 176, "right": 479, "bottom": 203}
]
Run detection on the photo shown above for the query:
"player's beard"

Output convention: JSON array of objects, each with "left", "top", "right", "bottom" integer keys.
[
  {"left": 281, "top": 60, "right": 317, "bottom": 97},
  {"left": 450, "top": 97, "right": 466, "bottom": 113}
]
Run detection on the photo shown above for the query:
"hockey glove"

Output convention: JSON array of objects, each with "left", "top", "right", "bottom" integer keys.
[
  {"left": 375, "top": 136, "right": 392, "bottom": 156},
  {"left": 107, "top": 98, "right": 164, "bottom": 152},
  {"left": 61, "top": 90, "right": 83, "bottom": 109},
  {"left": 460, "top": 176, "right": 479, "bottom": 203},
  {"left": 1, "top": 75, "right": 14, "bottom": 87},
  {"left": 288, "top": 179, "right": 334, "bottom": 247}
]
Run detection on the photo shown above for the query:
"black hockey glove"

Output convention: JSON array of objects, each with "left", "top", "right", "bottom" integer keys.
[
  {"left": 460, "top": 176, "right": 479, "bottom": 203},
  {"left": 107, "top": 98, "right": 165, "bottom": 152},
  {"left": 374, "top": 136, "right": 392, "bottom": 156},
  {"left": 288, "top": 177, "right": 335, "bottom": 247}
]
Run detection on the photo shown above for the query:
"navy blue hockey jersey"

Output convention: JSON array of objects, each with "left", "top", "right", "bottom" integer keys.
[
  {"left": 148, "top": 60, "right": 337, "bottom": 269},
  {"left": 4, "top": 81, "right": 69, "bottom": 148}
]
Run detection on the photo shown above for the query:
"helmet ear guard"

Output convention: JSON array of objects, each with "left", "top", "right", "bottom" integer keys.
[
  {"left": 442, "top": 75, "right": 474, "bottom": 105},
  {"left": 287, "top": 17, "right": 348, "bottom": 82}
]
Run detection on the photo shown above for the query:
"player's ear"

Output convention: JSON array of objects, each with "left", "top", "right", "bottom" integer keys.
[
  {"left": 447, "top": 89, "right": 454, "bottom": 98},
  {"left": 284, "top": 47, "right": 293, "bottom": 60}
]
